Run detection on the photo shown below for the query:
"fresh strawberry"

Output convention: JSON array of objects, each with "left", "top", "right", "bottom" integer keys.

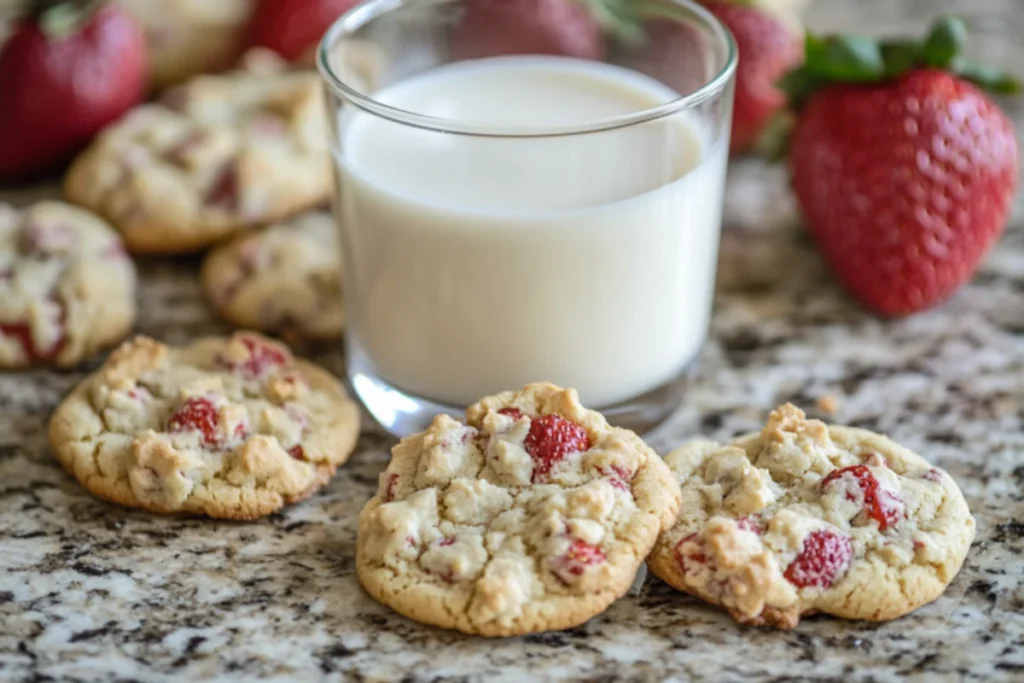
[
  {"left": 0, "top": 1, "right": 148, "bottom": 182},
  {"left": 822, "top": 465, "right": 904, "bottom": 531},
  {"left": 782, "top": 17, "right": 1020, "bottom": 316},
  {"left": 702, "top": 1, "right": 803, "bottom": 153},
  {"left": 522, "top": 414, "right": 592, "bottom": 482},
  {"left": 247, "top": 0, "right": 360, "bottom": 63},
  {"left": 450, "top": 0, "right": 606, "bottom": 62},
  {"left": 783, "top": 528, "right": 852, "bottom": 589}
]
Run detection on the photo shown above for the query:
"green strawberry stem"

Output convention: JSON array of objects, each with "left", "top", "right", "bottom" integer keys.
[
  {"left": 29, "top": 0, "right": 102, "bottom": 38},
  {"left": 584, "top": 0, "right": 647, "bottom": 45},
  {"left": 584, "top": 0, "right": 702, "bottom": 46},
  {"left": 779, "top": 16, "right": 1021, "bottom": 109}
]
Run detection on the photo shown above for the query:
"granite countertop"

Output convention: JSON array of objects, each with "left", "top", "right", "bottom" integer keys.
[{"left": 2, "top": 2, "right": 1024, "bottom": 681}]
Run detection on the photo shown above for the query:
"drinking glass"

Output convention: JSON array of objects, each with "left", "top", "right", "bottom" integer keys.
[{"left": 319, "top": 0, "right": 737, "bottom": 437}]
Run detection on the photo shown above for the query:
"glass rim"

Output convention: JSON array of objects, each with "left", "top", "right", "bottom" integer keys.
[{"left": 317, "top": 0, "right": 738, "bottom": 138}]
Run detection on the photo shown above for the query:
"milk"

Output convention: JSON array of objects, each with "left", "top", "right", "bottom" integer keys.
[{"left": 334, "top": 56, "right": 728, "bottom": 408}]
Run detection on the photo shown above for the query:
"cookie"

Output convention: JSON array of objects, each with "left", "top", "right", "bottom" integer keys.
[
  {"left": 647, "top": 404, "right": 976, "bottom": 628},
  {"left": 64, "top": 62, "right": 331, "bottom": 254},
  {"left": 117, "top": 0, "right": 254, "bottom": 89},
  {"left": 356, "top": 382, "right": 681, "bottom": 637},
  {"left": 48, "top": 332, "right": 360, "bottom": 520},
  {"left": 201, "top": 211, "right": 343, "bottom": 340},
  {"left": 0, "top": 201, "right": 136, "bottom": 369}
]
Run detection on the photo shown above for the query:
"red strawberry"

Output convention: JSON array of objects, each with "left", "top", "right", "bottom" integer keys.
[
  {"left": 522, "top": 414, "right": 592, "bottom": 482},
  {"left": 783, "top": 17, "right": 1019, "bottom": 316},
  {"left": 783, "top": 528, "right": 852, "bottom": 589},
  {"left": 450, "top": 0, "right": 605, "bottom": 62},
  {"left": 0, "top": 2, "right": 148, "bottom": 182},
  {"left": 822, "top": 465, "right": 904, "bottom": 531},
  {"left": 702, "top": 2, "right": 803, "bottom": 153},
  {"left": 247, "top": 0, "right": 360, "bottom": 63}
]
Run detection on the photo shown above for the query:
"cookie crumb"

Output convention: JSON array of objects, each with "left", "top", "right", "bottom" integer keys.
[{"left": 816, "top": 395, "right": 839, "bottom": 416}]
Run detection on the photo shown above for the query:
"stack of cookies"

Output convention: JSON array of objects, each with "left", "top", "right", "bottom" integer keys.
[{"left": 1, "top": 50, "right": 345, "bottom": 377}]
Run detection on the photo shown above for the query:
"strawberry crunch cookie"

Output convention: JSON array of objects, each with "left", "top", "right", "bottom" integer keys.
[
  {"left": 48, "top": 332, "right": 359, "bottom": 519},
  {"left": 0, "top": 201, "right": 136, "bottom": 369},
  {"left": 64, "top": 60, "right": 330, "bottom": 254},
  {"left": 201, "top": 211, "right": 342, "bottom": 340},
  {"left": 648, "top": 404, "right": 975, "bottom": 628},
  {"left": 357, "top": 383, "right": 681, "bottom": 636}
]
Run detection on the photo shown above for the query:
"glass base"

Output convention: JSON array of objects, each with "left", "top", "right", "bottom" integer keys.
[{"left": 347, "top": 345, "right": 696, "bottom": 439}]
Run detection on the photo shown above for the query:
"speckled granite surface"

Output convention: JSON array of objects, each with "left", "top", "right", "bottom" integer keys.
[{"left": 2, "top": 2, "right": 1024, "bottom": 682}]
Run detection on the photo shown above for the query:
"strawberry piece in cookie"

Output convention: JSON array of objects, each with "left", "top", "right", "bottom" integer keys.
[
  {"left": 783, "top": 529, "right": 853, "bottom": 589},
  {"left": 822, "top": 464, "right": 904, "bottom": 531},
  {"left": 167, "top": 396, "right": 224, "bottom": 447},
  {"left": 167, "top": 395, "right": 248, "bottom": 449},
  {"left": 216, "top": 333, "right": 289, "bottom": 379},
  {"left": 357, "top": 382, "right": 680, "bottom": 637},
  {"left": 674, "top": 533, "right": 708, "bottom": 573},
  {"left": 0, "top": 201, "right": 135, "bottom": 369},
  {"left": 551, "top": 538, "right": 607, "bottom": 583},
  {"left": 523, "top": 414, "right": 591, "bottom": 482},
  {"left": 648, "top": 404, "right": 976, "bottom": 629}
]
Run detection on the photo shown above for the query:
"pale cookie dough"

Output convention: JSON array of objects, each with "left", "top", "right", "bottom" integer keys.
[
  {"left": 48, "top": 332, "right": 360, "bottom": 520},
  {"left": 201, "top": 212, "right": 343, "bottom": 340},
  {"left": 648, "top": 404, "right": 976, "bottom": 628},
  {"left": 0, "top": 201, "right": 136, "bottom": 369},
  {"left": 357, "top": 382, "right": 681, "bottom": 637},
  {"left": 117, "top": 0, "right": 254, "bottom": 89},
  {"left": 64, "top": 60, "right": 331, "bottom": 254}
]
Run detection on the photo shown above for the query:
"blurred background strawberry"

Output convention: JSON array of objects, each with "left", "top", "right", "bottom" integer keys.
[
  {"left": 701, "top": 1, "right": 804, "bottom": 153},
  {"left": 450, "top": 0, "right": 607, "bottom": 61},
  {"left": 0, "top": 0, "right": 148, "bottom": 183},
  {"left": 247, "top": 0, "right": 360, "bottom": 64}
]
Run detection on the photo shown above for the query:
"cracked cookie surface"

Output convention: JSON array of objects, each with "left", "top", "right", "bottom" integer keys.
[
  {"left": 0, "top": 201, "right": 136, "bottom": 369},
  {"left": 48, "top": 332, "right": 359, "bottom": 519},
  {"left": 64, "top": 61, "right": 330, "bottom": 254},
  {"left": 648, "top": 404, "right": 975, "bottom": 628},
  {"left": 201, "top": 211, "right": 342, "bottom": 340},
  {"left": 356, "top": 382, "right": 681, "bottom": 637}
]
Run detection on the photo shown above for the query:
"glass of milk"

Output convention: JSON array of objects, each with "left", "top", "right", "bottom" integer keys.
[{"left": 319, "top": 0, "right": 737, "bottom": 437}]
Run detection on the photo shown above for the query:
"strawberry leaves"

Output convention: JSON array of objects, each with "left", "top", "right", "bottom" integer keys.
[
  {"left": 30, "top": 0, "right": 103, "bottom": 38},
  {"left": 920, "top": 14, "right": 966, "bottom": 67},
  {"left": 780, "top": 16, "right": 1020, "bottom": 108},
  {"left": 586, "top": 0, "right": 646, "bottom": 45}
]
